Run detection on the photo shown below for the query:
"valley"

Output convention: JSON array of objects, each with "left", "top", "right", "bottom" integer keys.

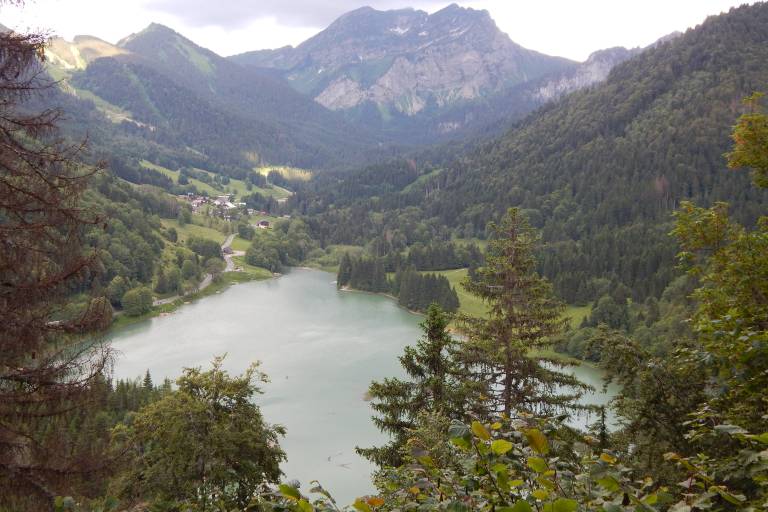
[{"left": 1, "top": 1, "right": 768, "bottom": 510}]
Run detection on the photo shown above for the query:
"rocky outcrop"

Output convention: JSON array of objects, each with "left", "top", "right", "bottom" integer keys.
[
  {"left": 232, "top": 4, "right": 574, "bottom": 117},
  {"left": 534, "top": 47, "right": 641, "bottom": 102}
]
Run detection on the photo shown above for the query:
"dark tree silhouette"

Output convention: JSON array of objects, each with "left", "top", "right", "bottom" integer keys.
[{"left": 0, "top": 14, "right": 112, "bottom": 509}]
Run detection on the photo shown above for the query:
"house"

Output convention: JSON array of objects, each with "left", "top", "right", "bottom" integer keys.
[{"left": 257, "top": 220, "right": 270, "bottom": 229}]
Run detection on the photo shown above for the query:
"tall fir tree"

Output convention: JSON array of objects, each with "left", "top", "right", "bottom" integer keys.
[{"left": 458, "top": 208, "right": 588, "bottom": 417}]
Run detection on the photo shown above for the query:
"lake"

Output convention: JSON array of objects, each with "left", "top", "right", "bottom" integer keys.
[{"left": 109, "top": 268, "right": 617, "bottom": 504}]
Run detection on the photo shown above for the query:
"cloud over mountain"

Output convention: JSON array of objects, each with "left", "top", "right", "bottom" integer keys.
[{"left": 144, "top": 0, "right": 446, "bottom": 28}]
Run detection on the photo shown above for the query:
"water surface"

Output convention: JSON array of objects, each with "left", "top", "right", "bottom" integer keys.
[{"left": 110, "top": 268, "right": 616, "bottom": 504}]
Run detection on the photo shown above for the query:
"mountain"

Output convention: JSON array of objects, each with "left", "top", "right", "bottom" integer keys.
[
  {"left": 296, "top": 2, "right": 768, "bottom": 305},
  {"left": 532, "top": 46, "right": 642, "bottom": 102},
  {"left": 46, "top": 35, "right": 129, "bottom": 71},
  {"left": 231, "top": 4, "right": 575, "bottom": 142},
  {"left": 394, "top": 44, "right": 645, "bottom": 140},
  {"left": 45, "top": 25, "right": 386, "bottom": 171}
]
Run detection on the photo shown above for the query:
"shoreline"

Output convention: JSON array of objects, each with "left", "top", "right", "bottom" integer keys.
[
  {"left": 338, "top": 285, "right": 425, "bottom": 317},
  {"left": 109, "top": 269, "right": 277, "bottom": 332},
  {"left": 337, "top": 283, "right": 588, "bottom": 367}
]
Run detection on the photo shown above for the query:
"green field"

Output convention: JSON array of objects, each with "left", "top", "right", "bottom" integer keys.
[
  {"left": 563, "top": 305, "right": 591, "bottom": 328},
  {"left": 141, "top": 160, "right": 291, "bottom": 200},
  {"left": 230, "top": 236, "right": 251, "bottom": 252},
  {"left": 142, "top": 161, "right": 220, "bottom": 196},
  {"left": 160, "top": 218, "right": 227, "bottom": 244},
  {"left": 431, "top": 268, "right": 590, "bottom": 325},
  {"left": 232, "top": 256, "right": 273, "bottom": 278},
  {"left": 431, "top": 268, "right": 488, "bottom": 318},
  {"left": 255, "top": 165, "right": 312, "bottom": 181},
  {"left": 201, "top": 168, "right": 291, "bottom": 200}
]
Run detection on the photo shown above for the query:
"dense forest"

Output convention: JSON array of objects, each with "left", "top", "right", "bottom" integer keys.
[
  {"left": 337, "top": 254, "right": 461, "bottom": 313},
  {"left": 290, "top": 4, "right": 768, "bottom": 309}
]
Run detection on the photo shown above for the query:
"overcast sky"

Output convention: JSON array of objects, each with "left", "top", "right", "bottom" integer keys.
[{"left": 1, "top": 0, "right": 757, "bottom": 61}]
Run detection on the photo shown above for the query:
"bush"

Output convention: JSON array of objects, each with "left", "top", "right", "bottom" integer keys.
[
  {"left": 187, "top": 236, "right": 221, "bottom": 260},
  {"left": 237, "top": 223, "right": 255, "bottom": 240},
  {"left": 121, "top": 287, "right": 153, "bottom": 316}
]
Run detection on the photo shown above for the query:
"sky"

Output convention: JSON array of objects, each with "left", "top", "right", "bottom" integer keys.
[{"left": 0, "top": 0, "right": 757, "bottom": 61}]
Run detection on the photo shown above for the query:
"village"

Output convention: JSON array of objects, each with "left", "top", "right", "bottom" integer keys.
[{"left": 176, "top": 192, "right": 288, "bottom": 226}]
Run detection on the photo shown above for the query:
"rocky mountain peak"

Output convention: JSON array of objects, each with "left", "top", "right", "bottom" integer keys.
[{"left": 231, "top": 5, "right": 573, "bottom": 120}]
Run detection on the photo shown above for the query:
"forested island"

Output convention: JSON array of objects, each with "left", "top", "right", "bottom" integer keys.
[{"left": 1, "top": 1, "right": 768, "bottom": 511}]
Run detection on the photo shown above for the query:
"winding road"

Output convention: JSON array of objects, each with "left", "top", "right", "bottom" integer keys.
[{"left": 152, "top": 233, "right": 243, "bottom": 307}]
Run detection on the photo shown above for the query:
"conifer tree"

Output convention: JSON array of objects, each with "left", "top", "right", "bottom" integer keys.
[
  {"left": 358, "top": 305, "right": 465, "bottom": 467},
  {"left": 459, "top": 208, "right": 588, "bottom": 417},
  {"left": 0, "top": 14, "right": 112, "bottom": 507}
]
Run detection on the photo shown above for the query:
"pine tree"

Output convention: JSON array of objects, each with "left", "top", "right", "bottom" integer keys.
[
  {"left": 358, "top": 305, "right": 465, "bottom": 467},
  {"left": 458, "top": 208, "right": 588, "bottom": 417}
]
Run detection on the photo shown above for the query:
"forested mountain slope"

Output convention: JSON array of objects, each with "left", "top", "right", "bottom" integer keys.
[
  {"left": 47, "top": 25, "right": 385, "bottom": 170},
  {"left": 295, "top": 2, "right": 768, "bottom": 303}
]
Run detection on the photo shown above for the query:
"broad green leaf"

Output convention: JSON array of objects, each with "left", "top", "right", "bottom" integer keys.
[
  {"left": 417, "top": 455, "right": 435, "bottom": 467},
  {"left": 643, "top": 494, "right": 659, "bottom": 505},
  {"left": 525, "top": 428, "right": 549, "bottom": 454},
  {"left": 511, "top": 501, "right": 533, "bottom": 512},
  {"left": 279, "top": 484, "right": 301, "bottom": 501},
  {"left": 527, "top": 456, "right": 548, "bottom": 473},
  {"left": 491, "top": 439, "right": 514, "bottom": 455},
  {"left": 472, "top": 420, "right": 491, "bottom": 440},
  {"left": 599, "top": 452, "right": 617, "bottom": 464},
  {"left": 498, "top": 470, "right": 510, "bottom": 492},
  {"left": 298, "top": 499, "right": 313, "bottom": 512},
  {"left": 532, "top": 488, "right": 549, "bottom": 500},
  {"left": 451, "top": 436, "right": 471, "bottom": 450},
  {"left": 552, "top": 498, "right": 578, "bottom": 512},
  {"left": 597, "top": 475, "right": 621, "bottom": 492},
  {"left": 537, "top": 476, "right": 556, "bottom": 489},
  {"left": 491, "top": 462, "right": 507, "bottom": 473}
]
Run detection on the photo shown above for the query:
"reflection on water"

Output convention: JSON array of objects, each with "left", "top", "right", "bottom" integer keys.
[{"left": 109, "top": 268, "right": 617, "bottom": 504}]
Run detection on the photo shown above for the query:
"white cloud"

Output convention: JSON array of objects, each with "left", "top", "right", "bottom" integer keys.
[{"left": 0, "top": 0, "right": 756, "bottom": 60}]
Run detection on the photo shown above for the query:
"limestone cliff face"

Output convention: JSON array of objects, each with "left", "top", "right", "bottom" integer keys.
[
  {"left": 533, "top": 47, "right": 641, "bottom": 102},
  {"left": 232, "top": 4, "right": 574, "bottom": 117}
]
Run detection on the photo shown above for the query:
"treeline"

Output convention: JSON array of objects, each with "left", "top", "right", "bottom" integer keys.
[
  {"left": 373, "top": 240, "right": 483, "bottom": 272},
  {"left": 337, "top": 254, "right": 460, "bottom": 313},
  {"left": 392, "top": 267, "right": 459, "bottom": 313},
  {"left": 245, "top": 218, "right": 316, "bottom": 273}
]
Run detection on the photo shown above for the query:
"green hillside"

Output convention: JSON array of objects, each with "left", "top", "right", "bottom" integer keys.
[{"left": 297, "top": 3, "right": 768, "bottom": 307}]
